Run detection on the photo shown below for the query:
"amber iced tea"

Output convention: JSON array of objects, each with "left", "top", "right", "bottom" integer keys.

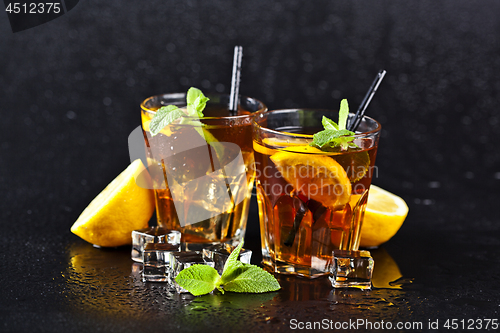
[
  {"left": 253, "top": 109, "right": 381, "bottom": 277},
  {"left": 141, "top": 93, "right": 266, "bottom": 248}
]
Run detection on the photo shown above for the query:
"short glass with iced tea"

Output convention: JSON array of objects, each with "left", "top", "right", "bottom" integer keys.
[
  {"left": 141, "top": 93, "right": 266, "bottom": 249},
  {"left": 253, "top": 109, "right": 381, "bottom": 277}
]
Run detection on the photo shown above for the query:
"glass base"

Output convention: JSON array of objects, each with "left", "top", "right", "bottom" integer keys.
[{"left": 262, "top": 258, "right": 330, "bottom": 279}]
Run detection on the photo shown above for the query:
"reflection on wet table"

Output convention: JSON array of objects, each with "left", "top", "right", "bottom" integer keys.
[{"left": 63, "top": 242, "right": 415, "bottom": 329}]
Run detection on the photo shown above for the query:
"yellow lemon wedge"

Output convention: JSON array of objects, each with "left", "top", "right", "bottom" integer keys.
[
  {"left": 359, "top": 185, "right": 409, "bottom": 248},
  {"left": 270, "top": 145, "right": 351, "bottom": 209},
  {"left": 71, "top": 159, "right": 155, "bottom": 247}
]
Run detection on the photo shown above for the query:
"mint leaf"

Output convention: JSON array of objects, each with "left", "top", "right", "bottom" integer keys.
[
  {"left": 149, "top": 105, "right": 185, "bottom": 136},
  {"left": 218, "top": 261, "right": 247, "bottom": 290},
  {"left": 186, "top": 87, "right": 204, "bottom": 105},
  {"left": 176, "top": 241, "right": 280, "bottom": 296},
  {"left": 219, "top": 242, "right": 246, "bottom": 289},
  {"left": 221, "top": 242, "right": 243, "bottom": 276},
  {"left": 321, "top": 116, "right": 339, "bottom": 131},
  {"left": 222, "top": 264, "right": 281, "bottom": 293},
  {"left": 322, "top": 116, "right": 338, "bottom": 130},
  {"left": 175, "top": 264, "right": 220, "bottom": 296},
  {"left": 338, "top": 99, "right": 349, "bottom": 130},
  {"left": 149, "top": 87, "right": 209, "bottom": 137},
  {"left": 310, "top": 99, "right": 358, "bottom": 151},
  {"left": 311, "top": 129, "right": 355, "bottom": 149},
  {"left": 186, "top": 87, "right": 209, "bottom": 117}
]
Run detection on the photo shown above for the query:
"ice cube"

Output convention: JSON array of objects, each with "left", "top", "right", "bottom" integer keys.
[
  {"left": 131, "top": 227, "right": 181, "bottom": 262},
  {"left": 179, "top": 172, "right": 233, "bottom": 223},
  {"left": 329, "top": 250, "right": 374, "bottom": 290},
  {"left": 142, "top": 243, "right": 180, "bottom": 282},
  {"left": 169, "top": 251, "right": 215, "bottom": 293},
  {"left": 202, "top": 243, "right": 252, "bottom": 274},
  {"left": 174, "top": 173, "right": 233, "bottom": 241}
]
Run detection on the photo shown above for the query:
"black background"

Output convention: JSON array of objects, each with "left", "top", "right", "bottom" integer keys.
[{"left": 1, "top": 1, "right": 499, "bottom": 332}]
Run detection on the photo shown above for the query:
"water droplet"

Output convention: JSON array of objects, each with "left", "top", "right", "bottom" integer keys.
[
  {"left": 389, "top": 277, "right": 415, "bottom": 288},
  {"left": 190, "top": 306, "right": 207, "bottom": 311}
]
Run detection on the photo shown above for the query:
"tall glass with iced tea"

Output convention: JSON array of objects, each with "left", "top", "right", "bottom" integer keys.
[
  {"left": 253, "top": 109, "right": 381, "bottom": 277},
  {"left": 141, "top": 93, "right": 266, "bottom": 249}
]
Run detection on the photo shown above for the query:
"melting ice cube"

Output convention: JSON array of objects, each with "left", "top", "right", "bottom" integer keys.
[
  {"left": 329, "top": 249, "right": 373, "bottom": 290},
  {"left": 131, "top": 227, "right": 181, "bottom": 263},
  {"left": 142, "top": 242, "right": 181, "bottom": 282},
  {"left": 168, "top": 251, "right": 215, "bottom": 293},
  {"left": 176, "top": 173, "right": 234, "bottom": 242}
]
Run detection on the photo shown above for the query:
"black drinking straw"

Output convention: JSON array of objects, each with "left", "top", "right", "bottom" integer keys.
[
  {"left": 348, "top": 69, "right": 386, "bottom": 132},
  {"left": 229, "top": 46, "right": 243, "bottom": 116}
]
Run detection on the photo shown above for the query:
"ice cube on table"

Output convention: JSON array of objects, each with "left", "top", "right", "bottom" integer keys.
[
  {"left": 202, "top": 243, "right": 252, "bottom": 274},
  {"left": 329, "top": 250, "right": 374, "bottom": 290},
  {"left": 131, "top": 227, "right": 181, "bottom": 262},
  {"left": 142, "top": 242, "right": 180, "bottom": 282},
  {"left": 169, "top": 251, "right": 215, "bottom": 293}
]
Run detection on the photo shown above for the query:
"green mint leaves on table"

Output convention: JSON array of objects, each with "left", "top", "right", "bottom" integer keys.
[
  {"left": 149, "top": 87, "right": 210, "bottom": 137},
  {"left": 174, "top": 264, "right": 221, "bottom": 297},
  {"left": 310, "top": 99, "right": 358, "bottom": 151},
  {"left": 175, "top": 242, "right": 281, "bottom": 296}
]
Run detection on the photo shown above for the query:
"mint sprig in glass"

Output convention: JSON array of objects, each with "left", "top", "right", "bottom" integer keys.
[{"left": 309, "top": 99, "right": 359, "bottom": 151}]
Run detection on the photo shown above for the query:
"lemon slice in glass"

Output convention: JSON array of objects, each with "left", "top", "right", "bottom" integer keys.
[{"left": 270, "top": 145, "right": 351, "bottom": 210}]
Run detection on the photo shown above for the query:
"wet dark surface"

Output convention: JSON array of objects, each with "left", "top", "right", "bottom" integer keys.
[
  {"left": 1, "top": 1, "right": 500, "bottom": 332},
  {"left": 3, "top": 221, "right": 500, "bottom": 332}
]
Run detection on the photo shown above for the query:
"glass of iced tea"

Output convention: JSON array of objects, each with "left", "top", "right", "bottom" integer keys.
[
  {"left": 140, "top": 93, "right": 266, "bottom": 250},
  {"left": 253, "top": 109, "right": 381, "bottom": 278}
]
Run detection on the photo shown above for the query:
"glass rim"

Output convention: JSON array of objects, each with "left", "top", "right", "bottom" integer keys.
[
  {"left": 140, "top": 92, "right": 268, "bottom": 120},
  {"left": 253, "top": 108, "right": 382, "bottom": 139}
]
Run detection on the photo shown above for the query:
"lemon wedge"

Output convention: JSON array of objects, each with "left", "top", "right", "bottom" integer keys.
[
  {"left": 71, "top": 159, "right": 155, "bottom": 247},
  {"left": 359, "top": 185, "right": 409, "bottom": 248},
  {"left": 270, "top": 145, "right": 351, "bottom": 209}
]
